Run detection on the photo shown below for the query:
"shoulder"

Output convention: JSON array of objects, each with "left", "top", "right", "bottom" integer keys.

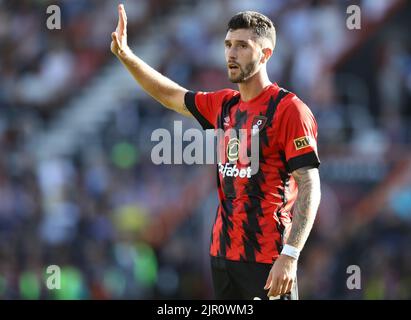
[
  {"left": 275, "top": 89, "right": 315, "bottom": 121},
  {"left": 196, "top": 88, "right": 239, "bottom": 102}
]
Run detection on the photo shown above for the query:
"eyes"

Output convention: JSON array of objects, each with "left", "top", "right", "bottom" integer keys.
[{"left": 225, "top": 42, "right": 248, "bottom": 49}]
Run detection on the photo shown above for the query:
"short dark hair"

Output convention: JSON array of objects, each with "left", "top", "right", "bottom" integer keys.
[{"left": 227, "top": 11, "right": 276, "bottom": 49}]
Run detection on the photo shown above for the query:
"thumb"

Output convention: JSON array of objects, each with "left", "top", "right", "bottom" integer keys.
[{"left": 111, "top": 32, "right": 120, "bottom": 47}]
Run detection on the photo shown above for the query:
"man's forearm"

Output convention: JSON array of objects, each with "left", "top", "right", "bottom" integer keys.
[
  {"left": 286, "top": 167, "right": 321, "bottom": 251},
  {"left": 116, "top": 48, "right": 191, "bottom": 116}
]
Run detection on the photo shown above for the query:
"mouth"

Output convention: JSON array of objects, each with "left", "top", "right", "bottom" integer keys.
[{"left": 228, "top": 63, "right": 239, "bottom": 70}]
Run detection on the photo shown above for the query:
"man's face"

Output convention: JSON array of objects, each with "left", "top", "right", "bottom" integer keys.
[{"left": 225, "top": 29, "right": 263, "bottom": 83}]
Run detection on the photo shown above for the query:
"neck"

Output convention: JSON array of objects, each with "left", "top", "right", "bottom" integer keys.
[{"left": 238, "top": 69, "right": 272, "bottom": 102}]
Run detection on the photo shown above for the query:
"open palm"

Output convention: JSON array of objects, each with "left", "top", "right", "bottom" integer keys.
[{"left": 111, "top": 4, "right": 128, "bottom": 56}]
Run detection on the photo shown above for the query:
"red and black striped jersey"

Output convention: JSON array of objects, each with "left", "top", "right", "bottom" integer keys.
[{"left": 185, "top": 83, "right": 320, "bottom": 264}]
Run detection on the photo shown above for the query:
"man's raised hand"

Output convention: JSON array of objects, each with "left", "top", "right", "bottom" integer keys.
[
  {"left": 111, "top": 4, "right": 129, "bottom": 57},
  {"left": 109, "top": 4, "right": 190, "bottom": 117}
]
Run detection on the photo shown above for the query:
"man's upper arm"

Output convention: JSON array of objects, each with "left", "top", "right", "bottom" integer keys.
[
  {"left": 276, "top": 97, "right": 320, "bottom": 173},
  {"left": 184, "top": 90, "right": 236, "bottom": 130},
  {"left": 171, "top": 89, "right": 193, "bottom": 117}
]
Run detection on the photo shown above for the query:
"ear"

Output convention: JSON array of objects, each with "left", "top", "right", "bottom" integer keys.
[{"left": 260, "top": 47, "right": 273, "bottom": 64}]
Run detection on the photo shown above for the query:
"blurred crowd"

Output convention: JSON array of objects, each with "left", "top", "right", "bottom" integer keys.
[{"left": 0, "top": 0, "right": 411, "bottom": 299}]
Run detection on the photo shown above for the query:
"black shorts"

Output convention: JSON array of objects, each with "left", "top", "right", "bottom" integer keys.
[{"left": 210, "top": 256, "right": 299, "bottom": 300}]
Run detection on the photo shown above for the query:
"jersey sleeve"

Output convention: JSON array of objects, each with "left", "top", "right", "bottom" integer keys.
[
  {"left": 184, "top": 90, "right": 234, "bottom": 129},
  {"left": 276, "top": 97, "right": 320, "bottom": 173}
]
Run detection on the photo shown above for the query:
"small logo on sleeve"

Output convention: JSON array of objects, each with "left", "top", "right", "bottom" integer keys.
[{"left": 294, "top": 136, "right": 311, "bottom": 150}]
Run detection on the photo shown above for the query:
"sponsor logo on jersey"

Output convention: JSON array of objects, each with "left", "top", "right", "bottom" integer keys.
[
  {"left": 218, "top": 162, "right": 252, "bottom": 178},
  {"left": 294, "top": 136, "right": 311, "bottom": 150}
]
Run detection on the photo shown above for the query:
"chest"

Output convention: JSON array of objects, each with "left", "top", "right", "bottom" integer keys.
[{"left": 217, "top": 103, "right": 278, "bottom": 165}]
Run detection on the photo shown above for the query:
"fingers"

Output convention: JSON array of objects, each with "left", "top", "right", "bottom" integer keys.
[
  {"left": 118, "top": 4, "right": 127, "bottom": 35},
  {"left": 120, "top": 4, "right": 128, "bottom": 25},
  {"left": 264, "top": 272, "right": 272, "bottom": 290},
  {"left": 268, "top": 276, "right": 293, "bottom": 298},
  {"left": 280, "top": 279, "right": 290, "bottom": 296},
  {"left": 117, "top": 5, "right": 123, "bottom": 35},
  {"left": 267, "top": 276, "right": 279, "bottom": 297},
  {"left": 277, "top": 282, "right": 284, "bottom": 297},
  {"left": 285, "top": 279, "right": 293, "bottom": 295},
  {"left": 115, "top": 8, "right": 121, "bottom": 34}
]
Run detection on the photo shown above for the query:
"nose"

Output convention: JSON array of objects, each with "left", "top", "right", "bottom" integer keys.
[{"left": 226, "top": 46, "right": 237, "bottom": 61}]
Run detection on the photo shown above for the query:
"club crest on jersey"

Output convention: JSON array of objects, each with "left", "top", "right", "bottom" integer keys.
[
  {"left": 251, "top": 116, "right": 267, "bottom": 135},
  {"left": 226, "top": 137, "right": 240, "bottom": 162},
  {"left": 223, "top": 116, "right": 230, "bottom": 127},
  {"left": 294, "top": 136, "right": 311, "bottom": 150}
]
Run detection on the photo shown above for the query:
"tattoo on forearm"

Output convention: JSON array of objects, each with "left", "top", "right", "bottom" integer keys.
[{"left": 286, "top": 167, "right": 321, "bottom": 250}]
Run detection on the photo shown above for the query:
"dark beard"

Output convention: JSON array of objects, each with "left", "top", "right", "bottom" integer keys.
[{"left": 229, "top": 60, "right": 258, "bottom": 83}]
